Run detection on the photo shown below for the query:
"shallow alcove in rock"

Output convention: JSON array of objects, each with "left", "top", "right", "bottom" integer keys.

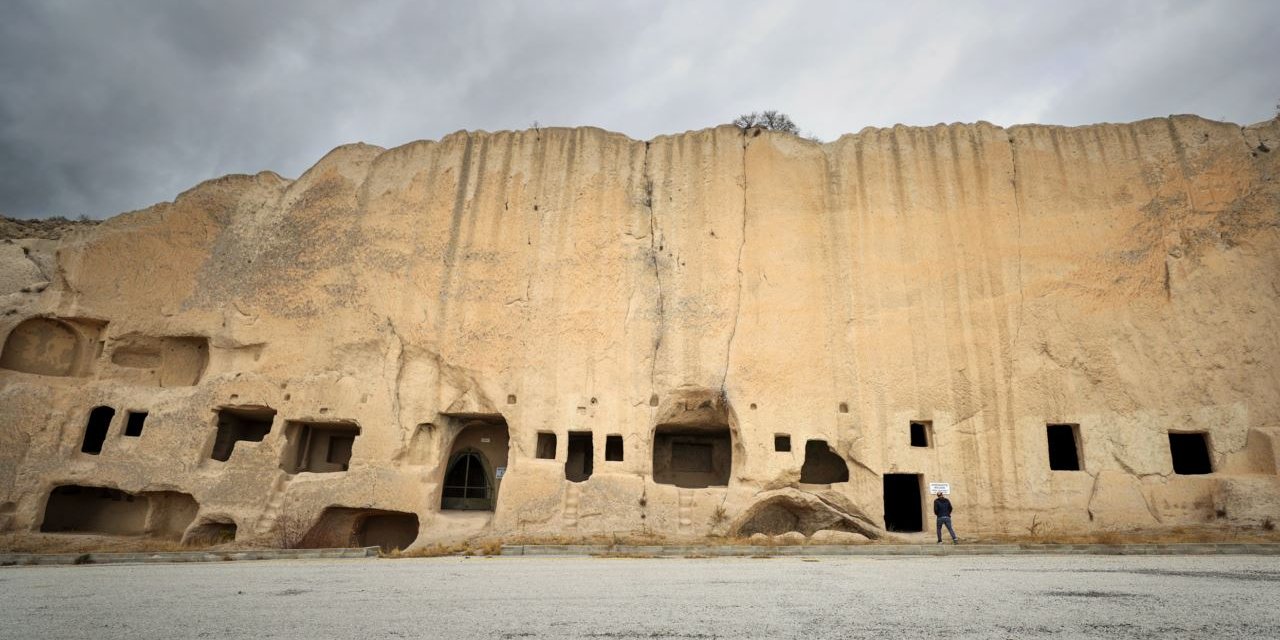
[
  {"left": 300, "top": 506, "right": 419, "bottom": 551},
  {"left": 40, "top": 485, "right": 197, "bottom": 539},
  {"left": 731, "top": 489, "right": 878, "bottom": 538},
  {"left": 651, "top": 388, "right": 737, "bottom": 489},
  {"left": 799, "top": 440, "right": 849, "bottom": 484},
  {"left": 210, "top": 405, "right": 276, "bottom": 462},
  {"left": 281, "top": 420, "right": 360, "bottom": 473},
  {"left": 0, "top": 316, "right": 104, "bottom": 377},
  {"left": 184, "top": 519, "right": 238, "bottom": 545},
  {"left": 106, "top": 334, "right": 209, "bottom": 387}
]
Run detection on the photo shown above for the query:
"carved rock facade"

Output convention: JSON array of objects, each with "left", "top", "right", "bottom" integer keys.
[{"left": 2, "top": 116, "right": 1278, "bottom": 547}]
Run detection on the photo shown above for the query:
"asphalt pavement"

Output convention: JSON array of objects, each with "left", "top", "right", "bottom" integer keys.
[{"left": 2, "top": 554, "right": 1278, "bottom": 639}]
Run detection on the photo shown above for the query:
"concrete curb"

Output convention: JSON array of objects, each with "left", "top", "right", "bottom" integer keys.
[
  {"left": 0, "top": 546, "right": 379, "bottom": 566},
  {"left": 500, "top": 543, "right": 1280, "bottom": 557}
]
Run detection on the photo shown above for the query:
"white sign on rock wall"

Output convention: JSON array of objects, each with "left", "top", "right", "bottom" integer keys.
[{"left": 928, "top": 482, "right": 951, "bottom": 495}]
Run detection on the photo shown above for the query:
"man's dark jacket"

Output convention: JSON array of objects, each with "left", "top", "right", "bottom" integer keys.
[{"left": 933, "top": 497, "right": 953, "bottom": 518}]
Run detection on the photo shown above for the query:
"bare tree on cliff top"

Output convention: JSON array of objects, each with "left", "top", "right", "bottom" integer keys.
[{"left": 733, "top": 110, "right": 800, "bottom": 134}]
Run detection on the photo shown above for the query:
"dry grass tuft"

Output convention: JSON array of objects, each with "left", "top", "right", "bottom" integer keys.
[
  {"left": 273, "top": 512, "right": 310, "bottom": 550},
  {"left": 382, "top": 538, "right": 505, "bottom": 559},
  {"left": 971, "top": 524, "right": 1280, "bottom": 546},
  {"left": 0, "top": 533, "right": 234, "bottom": 555},
  {"left": 384, "top": 543, "right": 466, "bottom": 558}
]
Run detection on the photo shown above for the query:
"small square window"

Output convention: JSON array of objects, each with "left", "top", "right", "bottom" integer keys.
[
  {"left": 124, "top": 411, "right": 148, "bottom": 437},
  {"left": 774, "top": 434, "right": 791, "bottom": 452},
  {"left": 605, "top": 434, "right": 624, "bottom": 461},
  {"left": 909, "top": 421, "right": 930, "bottom": 448},
  {"left": 280, "top": 421, "right": 359, "bottom": 474},
  {"left": 211, "top": 406, "right": 275, "bottom": 462},
  {"left": 535, "top": 432, "right": 556, "bottom": 459},
  {"left": 1169, "top": 432, "right": 1212, "bottom": 475},
  {"left": 1047, "top": 424, "right": 1082, "bottom": 471}
]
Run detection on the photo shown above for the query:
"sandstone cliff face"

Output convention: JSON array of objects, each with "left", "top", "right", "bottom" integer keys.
[{"left": 2, "top": 116, "right": 1278, "bottom": 547}]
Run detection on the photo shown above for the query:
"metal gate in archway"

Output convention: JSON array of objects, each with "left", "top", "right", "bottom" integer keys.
[{"left": 440, "top": 449, "right": 493, "bottom": 511}]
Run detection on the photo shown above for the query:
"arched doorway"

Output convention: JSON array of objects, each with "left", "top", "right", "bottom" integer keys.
[{"left": 441, "top": 449, "right": 493, "bottom": 510}]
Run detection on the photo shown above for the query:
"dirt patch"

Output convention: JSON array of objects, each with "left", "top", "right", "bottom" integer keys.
[
  {"left": 1042, "top": 589, "right": 1141, "bottom": 599},
  {"left": 1101, "top": 569, "right": 1280, "bottom": 583}
]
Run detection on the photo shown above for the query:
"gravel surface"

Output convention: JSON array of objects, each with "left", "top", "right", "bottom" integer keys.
[{"left": 3, "top": 555, "right": 1279, "bottom": 639}]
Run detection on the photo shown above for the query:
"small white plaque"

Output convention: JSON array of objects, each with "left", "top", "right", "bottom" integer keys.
[
  {"left": 928, "top": 482, "right": 951, "bottom": 495},
  {"left": 495, "top": 466, "right": 506, "bottom": 479}
]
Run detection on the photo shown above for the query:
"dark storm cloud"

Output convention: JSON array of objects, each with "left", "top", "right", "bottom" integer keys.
[{"left": 1, "top": 0, "right": 1277, "bottom": 219}]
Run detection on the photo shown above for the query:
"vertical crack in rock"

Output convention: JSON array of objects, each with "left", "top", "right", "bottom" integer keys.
[
  {"left": 721, "top": 130, "right": 749, "bottom": 396},
  {"left": 1006, "top": 130, "right": 1027, "bottom": 362},
  {"left": 384, "top": 318, "right": 407, "bottom": 442},
  {"left": 642, "top": 141, "right": 664, "bottom": 394}
]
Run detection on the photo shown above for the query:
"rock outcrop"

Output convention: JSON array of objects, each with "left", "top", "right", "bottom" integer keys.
[{"left": 2, "top": 115, "right": 1278, "bottom": 548}]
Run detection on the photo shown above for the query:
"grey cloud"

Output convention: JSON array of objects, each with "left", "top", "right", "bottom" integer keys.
[{"left": 1, "top": 0, "right": 1277, "bottom": 219}]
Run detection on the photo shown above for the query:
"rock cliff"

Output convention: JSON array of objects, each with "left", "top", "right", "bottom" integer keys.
[{"left": 2, "top": 115, "right": 1278, "bottom": 548}]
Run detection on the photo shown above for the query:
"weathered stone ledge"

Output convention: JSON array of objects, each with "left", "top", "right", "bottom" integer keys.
[
  {"left": 502, "top": 543, "right": 1280, "bottom": 557},
  {"left": 0, "top": 546, "right": 378, "bottom": 566}
]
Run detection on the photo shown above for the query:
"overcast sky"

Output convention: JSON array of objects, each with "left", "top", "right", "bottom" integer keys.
[{"left": 2, "top": 0, "right": 1277, "bottom": 219}]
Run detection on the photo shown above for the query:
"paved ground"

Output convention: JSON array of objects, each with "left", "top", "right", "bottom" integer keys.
[{"left": 3, "top": 555, "right": 1280, "bottom": 639}]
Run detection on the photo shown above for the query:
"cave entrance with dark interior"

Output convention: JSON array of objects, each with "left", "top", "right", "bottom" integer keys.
[
  {"left": 651, "top": 389, "right": 736, "bottom": 489},
  {"left": 774, "top": 434, "right": 791, "bottom": 452},
  {"left": 605, "top": 434, "right": 624, "bottom": 461},
  {"left": 441, "top": 450, "right": 491, "bottom": 510},
  {"left": 566, "top": 431, "right": 593, "bottom": 482},
  {"left": 281, "top": 420, "right": 360, "bottom": 473},
  {"left": 41, "top": 486, "right": 145, "bottom": 534},
  {"left": 81, "top": 406, "right": 114, "bottom": 454},
  {"left": 1169, "top": 432, "right": 1212, "bottom": 475},
  {"left": 910, "top": 421, "right": 931, "bottom": 447},
  {"left": 535, "top": 432, "right": 556, "bottom": 459},
  {"left": 799, "top": 439, "right": 849, "bottom": 484},
  {"left": 210, "top": 405, "right": 276, "bottom": 462},
  {"left": 882, "top": 473, "right": 923, "bottom": 533},
  {"left": 124, "top": 411, "right": 147, "bottom": 437},
  {"left": 440, "top": 416, "right": 509, "bottom": 511},
  {"left": 184, "top": 520, "right": 237, "bottom": 545},
  {"left": 359, "top": 512, "right": 419, "bottom": 552},
  {"left": 40, "top": 485, "right": 198, "bottom": 539},
  {"left": 1047, "top": 423, "right": 1082, "bottom": 471},
  {"left": 653, "top": 426, "right": 732, "bottom": 488},
  {"left": 299, "top": 507, "right": 420, "bottom": 551}
]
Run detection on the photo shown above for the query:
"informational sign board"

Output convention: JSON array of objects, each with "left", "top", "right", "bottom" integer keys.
[
  {"left": 495, "top": 466, "right": 506, "bottom": 479},
  {"left": 928, "top": 482, "right": 950, "bottom": 495}
]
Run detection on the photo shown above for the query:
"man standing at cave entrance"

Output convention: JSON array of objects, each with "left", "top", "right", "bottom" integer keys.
[{"left": 934, "top": 491, "right": 958, "bottom": 544}]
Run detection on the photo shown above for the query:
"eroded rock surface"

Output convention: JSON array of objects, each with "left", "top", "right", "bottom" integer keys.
[{"left": 1, "top": 116, "right": 1278, "bottom": 548}]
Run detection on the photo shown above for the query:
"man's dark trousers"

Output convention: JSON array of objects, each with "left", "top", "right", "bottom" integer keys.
[{"left": 937, "top": 516, "right": 956, "bottom": 542}]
